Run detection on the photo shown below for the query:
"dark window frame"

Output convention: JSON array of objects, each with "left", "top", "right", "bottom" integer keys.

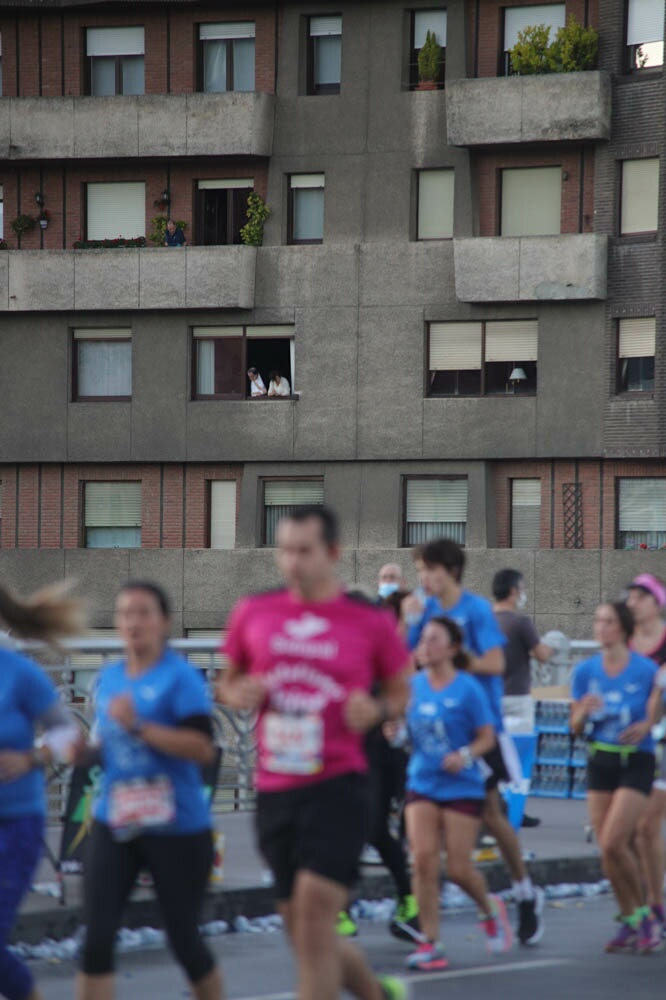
[
  {"left": 192, "top": 328, "right": 297, "bottom": 401},
  {"left": 615, "top": 319, "right": 656, "bottom": 395},
  {"left": 86, "top": 53, "right": 145, "bottom": 96},
  {"left": 624, "top": 0, "right": 665, "bottom": 74},
  {"left": 195, "top": 184, "right": 252, "bottom": 246},
  {"left": 81, "top": 479, "right": 142, "bottom": 549},
  {"left": 614, "top": 475, "right": 666, "bottom": 550},
  {"left": 499, "top": 3, "right": 567, "bottom": 77},
  {"left": 499, "top": 163, "right": 564, "bottom": 237},
  {"left": 426, "top": 321, "right": 538, "bottom": 398},
  {"left": 619, "top": 158, "right": 660, "bottom": 238},
  {"left": 409, "top": 8, "right": 447, "bottom": 90},
  {"left": 72, "top": 336, "right": 132, "bottom": 402},
  {"left": 416, "top": 167, "right": 455, "bottom": 241},
  {"left": 400, "top": 473, "right": 468, "bottom": 548},
  {"left": 306, "top": 14, "right": 342, "bottom": 96},
  {"left": 288, "top": 178, "right": 325, "bottom": 245},
  {"left": 260, "top": 476, "right": 325, "bottom": 546},
  {"left": 509, "top": 477, "right": 542, "bottom": 548},
  {"left": 196, "top": 32, "right": 256, "bottom": 93}
]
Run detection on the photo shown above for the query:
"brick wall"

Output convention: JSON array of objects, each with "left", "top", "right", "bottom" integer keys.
[
  {"left": 0, "top": 463, "right": 242, "bottom": 550},
  {"left": 0, "top": 6, "right": 276, "bottom": 97}
]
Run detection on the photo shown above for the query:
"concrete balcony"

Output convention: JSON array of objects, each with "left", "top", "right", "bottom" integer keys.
[
  {"left": 446, "top": 71, "right": 611, "bottom": 146},
  {"left": 453, "top": 234, "right": 607, "bottom": 302},
  {"left": 0, "top": 92, "right": 275, "bottom": 160},
  {"left": 0, "top": 245, "right": 257, "bottom": 311}
]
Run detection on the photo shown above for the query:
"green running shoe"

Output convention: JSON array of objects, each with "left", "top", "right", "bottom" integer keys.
[
  {"left": 336, "top": 909, "right": 359, "bottom": 937},
  {"left": 379, "top": 974, "right": 411, "bottom": 999},
  {"left": 389, "top": 894, "right": 422, "bottom": 943}
]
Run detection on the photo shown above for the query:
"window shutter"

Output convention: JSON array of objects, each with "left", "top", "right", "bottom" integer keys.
[
  {"left": 621, "top": 159, "right": 659, "bottom": 234},
  {"left": 246, "top": 325, "right": 295, "bottom": 338},
  {"left": 618, "top": 318, "right": 656, "bottom": 358},
  {"left": 210, "top": 481, "right": 237, "bottom": 550},
  {"left": 429, "top": 323, "right": 482, "bottom": 370},
  {"left": 406, "top": 479, "right": 468, "bottom": 523},
  {"left": 310, "top": 16, "right": 342, "bottom": 36},
  {"left": 504, "top": 4, "right": 566, "bottom": 49},
  {"left": 290, "top": 174, "right": 325, "bottom": 189},
  {"left": 501, "top": 167, "right": 561, "bottom": 237},
  {"left": 197, "top": 178, "right": 254, "bottom": 190},
  {"left": 199, "top": 21, "right": 255, "bottom": 40},
  {"left": 86, "top": 182, "right": 146, "bottom": 241},
  {"left": 73, "top": 328, "right": 131, "bottom": 340},
  {"left": 86, "top": 27, "right": 145, "bottom": 56},
  {"left": 264, "top": 481, "right": 324, "bottom": 505},
  {"left": 618, "top": 478, "right": 666, "bottom": 531},
  {"left": 627, "top": 0, "right": 665, "bottom": 44},
  {"left": 418, "top": 170, "right": 454, "bottom": 239},
  {"left": 485, "top": 321, "right": 538, "bottom": 362},
  {"left": 186, "top": 628, "right": 227, "bottom": 669},
  {"left": 414, "top": 10, "right": 447, "bottom": 47},
  {"left": 511, "top": 479, "right": 541, "bottom": 547},
  {"left": 84, "top": 483, "right": 142, "bottom": 527},
  {"left": 192, "top": 327, "right": 244, "bottom": 339}
]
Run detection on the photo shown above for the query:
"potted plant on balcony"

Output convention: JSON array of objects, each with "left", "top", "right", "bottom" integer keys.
[
  {"left": 510, "top": 17, "right": 598, "bottom": 75},
  {"left": 38, "top": 209, "right": 50, "bottom": 231},
  {"left": 240, "top": 193, "right": 270, "bottom": 247},
  {"left": 417, "top": 30, "right": 441, "bottom": 90}
]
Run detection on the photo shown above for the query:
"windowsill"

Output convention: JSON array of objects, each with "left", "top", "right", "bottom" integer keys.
[
  {"left": 192, "top": 395, "right": 300, "bottom": 402},
  {"left": 613, "top": 391, "right": 655, "bottom": 401},
  {"left": 288, "top": 240, "right": 324, "bottom": 246},
  {"left": 72, "top": 397, "right": 132, "bottom": 403},
  {"left": 426, "top": 393, "right": 536, "bottom": 399},
  {"left": 619, "top": 68, "right": 664, "bottom": 82},
  {"left": 616, "top": 232, "right": 658, "bottom": 243},
  {"left": 416, "top": 236, "right": 453, "bottom": 243}
]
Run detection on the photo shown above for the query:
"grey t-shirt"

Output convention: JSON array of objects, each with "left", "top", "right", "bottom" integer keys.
[{"left": 495, "top": 610, "right": 540, "bottom": 696}]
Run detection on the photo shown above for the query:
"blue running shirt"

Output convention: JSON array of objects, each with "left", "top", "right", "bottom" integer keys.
[{"left": 571, "top": 652, "right": 656, "bottom": 752}]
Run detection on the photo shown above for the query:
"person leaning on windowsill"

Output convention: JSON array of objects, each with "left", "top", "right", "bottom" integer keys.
[
  {"left": 267, "top": 371, "right": 291, "bottom": 397},
  {"left": 164, "top": 219, "right": 187, "bottom": 247},
  {"left": 247, "top": 368, "right": 267, "bottom": 398}
]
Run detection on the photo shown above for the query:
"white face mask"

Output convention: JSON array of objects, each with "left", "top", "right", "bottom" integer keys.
[
  {"left": 517, "top": 590, "right": 528, "bottom": 610},
  {"left": 378, "top": 582, "right": 400, "bottom": 599}
]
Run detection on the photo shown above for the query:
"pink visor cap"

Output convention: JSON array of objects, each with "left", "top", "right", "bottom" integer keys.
[{"left": 629, "top": 573, "right": 666, "bottom": 609}]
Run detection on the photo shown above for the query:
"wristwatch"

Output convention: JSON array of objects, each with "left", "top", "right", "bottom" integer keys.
[
  {"left": 129, "top": 718, "right": 144, "bottom": 738},
  {"left": 458, "top": 746, "right": 474, "bottom": 770}
]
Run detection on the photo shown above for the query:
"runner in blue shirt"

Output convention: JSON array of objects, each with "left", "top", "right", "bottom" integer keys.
[
  {"left": 571, "top": 600, "right": 659, "bottom": 955},
  {"left": 404, "top": 615, "right": 511, "bottom": 971},
  {"left": 403, "top": 538, "right": 544, "bottom": 945},
  {"left": 75, "top": 581, "right": 223, "bottom": 1000}
]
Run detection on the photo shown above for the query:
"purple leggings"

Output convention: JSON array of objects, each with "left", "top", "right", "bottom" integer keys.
[{"left": 0, "top": 814, "right": 43, "bottom": 1000}]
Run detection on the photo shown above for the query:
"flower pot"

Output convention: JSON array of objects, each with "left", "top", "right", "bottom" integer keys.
[{"left": 39, "top": 219, "right": 48, "bottom": 230}]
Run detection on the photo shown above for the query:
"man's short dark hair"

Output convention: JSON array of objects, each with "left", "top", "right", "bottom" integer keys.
[
  {"left": 492, "top": 568, "right": 523, "bottom": 602},
  {"left": 247, "top": 366, "right": 258, "bottom": 375},
  {"left": 419, "top": 538, "right": 465, "bottom": 583},
  {"left": 282, "top": 505, "right": 339, "bottom": 547}
]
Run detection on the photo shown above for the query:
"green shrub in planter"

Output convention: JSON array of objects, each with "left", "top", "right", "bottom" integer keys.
[
  {"left": 417, "top": 29, "right": 441, "bottom": 84},
  {"left": 240, "top": 193, "right": 270, "bottom": 247},
  {"left": 510, "top": 24, "right": 557, "bottom": 74},
  {"left": 511, "top": 16, "right": 598, "bottom": 75}
]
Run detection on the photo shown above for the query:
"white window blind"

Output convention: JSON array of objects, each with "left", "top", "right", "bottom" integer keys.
[
  {"left": 199, "top": 21, "right": 255, "bottom": 40},
  {"left": 246, "top": 325, "right": 295, "bottom": 339},
  {"left": 73, "top": 327, "right": 131, "bottom": 340},
  {"left": 86, "top": 27, "right": 144, "bottom": 56},
  {"left": 210, "top": 481, "right": 237, "bottom": 550},
  {"left": 618, "top": 478, "right": 666, "bottom": 531},
  {"left": 85, "top": 482, "right": 142, "bottom": 527},
  {"left": 197, "top": 178, "right": 254, "bottom": 190},
  {"left": 418, "top": 170, "right": 454, "bottom": 240},
  {"left": 504, "top": 4, "right": 566, "bottom": 49},
  {"left": 264, "top": 481, "right": 324, "bottom": 505},
  {"left": 290, "top": 174, "right": 325, "bottom": 189},
  {"left": 186, "top": 629, "right": 226, "bottom": 670},
  {"left": 414, "top": 10, "right": 448, "bottom": 47},
  {"left": 78, "top": 340, "right": 132, "bottom": 398},
  {"left": 192, "top": 326, "right": 244, "bottom": 339},
  {"left": 619, "top": 318, "right": 656, "bottom": 358},
  {"left": 429, "top": 323, "right": 482, "bottom": 370},
  {"left": 406, "top": 479, "right": 468, "bottom": 523},
  {"left": 621, "top": 159, "right": 659, "bottom": 234},
  {"left": 69, "top": 628, "right": 117, "bottom": 674},
  {"left": 511, "top": 479, "right": 541, "bottom": 548},
  {"left": 485, "top": 321, "right": 539, "bottom": 362},
  {"left": 310, "top": 15, "right": 342, "bottom": 36},
  {"left": 501, "top": 167, "right": 561, "bottom": 236},
  {"left": 86, "top": 182, "right": 145, "bottom": 241},
  {"left": 627, "top": 0, "right": 665, "bottom": 44}
]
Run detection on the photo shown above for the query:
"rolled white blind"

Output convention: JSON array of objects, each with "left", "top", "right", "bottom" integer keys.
[
  {"left": 192, "top": 327, "right": 244, "bottom": 339},
  {"left": 485, "top": 321, "right": 538, "bottom": 362},
  {"left": 621, "top": 159, "right": 659, "bottom": 234},
  {"left": 619, "top": 478, "right": 666, "bottom": 531},
  {"left": 627, "top": 0, "right": 665, "bottom": 45},
  {"left": 418, "top": 169, "right": 454, "bottom": 239},
  {"left": 73, "top": 327, "right": 131, "bottom": 340},
  {"left": 86, "top": 182, "right": 145, "bottom": 240},
  {"left": 87, "top": 27, "right": 144, "bottom": 56},
  {"left": 619, "top": 317, "right": 656, "bottom": 358},
  {"left": 199, "top": 21, "right": 255, "bottom": 40},
  {"left": 310, "top": 15, "right": 342, "bottom": 36},
  {"left": 197, "top": 178, "right": 253, "bottom": 190},
  {"left": 414, "top": 10, "right": 447, "bottom": 47},
  {"left": 84, "top": 483, "right": 142, "bottom": 527},
  {"left": 246, "top": 325, "right": 295, "bottom": 338},
  {"left": 264, "top": 481, "right": 324, "bottom": 505},
  {"left": 512, "top": 479, "right": 541, "bottom": 506},
  {"left": 210, "top": 481, "right": 237, "bottom": 550},
  {"left": 186, "top": 628, "right": 227, "bottom": 669},
  {"left": 429, "top": 323, "right": 482, "bottom": 371},
  {"left": 290, "top": 174, "right": 325, "bottom": 189},
  {"left": 502, "top": 167, "right": 561, "bottom": 237},
  {"left": 511, "top": 479, "right": 541, "bottom": 547},
  {"left": 406, "top": 479, "right": 468, "bottom": 523},
  {"left": 504, "top": 4, "right": 566, "bottom": 49}
]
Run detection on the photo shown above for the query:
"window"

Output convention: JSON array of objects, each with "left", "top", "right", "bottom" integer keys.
[
  {"left": 617, "top": 477, "right": 666, "bottom": 549},
  {"left": 417, "top": 169, "right": 454, "bottom": 239},
  {"left": 84, "top": 482, "right": 141, "bottom": 549},
  {"left": 621, "top": 158, "right": 659, "bottom": 235},
  {"left": 308, "top": 15, "right": 342, "bottom": 95},
  {"left": 501, "top": 167, "right": 561, "bottom": 236},
  {"left": 502, "top": 4, "right": 566, "bottom": 74},
  {"left": 0, "top": 35, "right": 3, "bottom": 97},
  {"left": 627, "top": 0, "right": 664, "bottom": 70},
  {"left": 409, "top": 9, "right": 447, "bottom": 88},
  {"left": 617, "top": 317, "right": 656, "bottom": 392},
  {"left": 209, "top": 480, "right": 237, "bottom": 549},
  {"left": 511, "top": 479, "right": 541, "bottom": 548},
  {"left": 196, "top": 179, "right": 252, "bottom": 246},
  {"left": 0, "top": 185, "right": 4, "bottom": 240},
  {"left": 403, "top": 478, "right": 467, "bottom": 546},
  {"left": 86, "top": 27, "right": 145, "bottom": 96},
  {"left": 199, "top": 22, "right": 255, "bottom": 92},
  {"left": 193, "top": 325, "right": 295, "bottom": 400},
  {"left": 73, "top": 329, "right": 132, "bottom": 401},
  {"left": 428, "top": 320, "right": 538, "bottom": 396},
  {"left": 289, "top": 174, "right": 325, "bottom": 244},
  {"left": 263, "top": 480, "right": 324, "bottom": 546},
  {"left": 86, "top": 182, "right": 145, "bottom": 241}
]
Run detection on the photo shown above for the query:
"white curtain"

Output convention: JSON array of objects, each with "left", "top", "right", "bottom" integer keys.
[
  {"left": 197, "top": 340, "right": 216, "bottom": 395},
  {"left": 204, "top": 40, "right": 228, "bottom": 92},
  {"left": 293, "top": 189, "right": 324, "bottom": 240},
  {"left": 78, "top": 341, "right": 131, "bottom": 397}
]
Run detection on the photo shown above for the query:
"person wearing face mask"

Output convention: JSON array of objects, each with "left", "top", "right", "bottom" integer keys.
[{"left": 377, "top": 564, "right": 407, "bottom": 604}]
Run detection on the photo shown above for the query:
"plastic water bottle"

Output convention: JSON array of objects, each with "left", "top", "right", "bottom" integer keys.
[{"left": 588, "top": 679, "right": 604, "bottom": 721}]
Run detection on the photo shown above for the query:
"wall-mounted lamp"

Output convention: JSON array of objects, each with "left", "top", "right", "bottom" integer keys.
[
  {"left": 161, "top": 189, "right": 171, "bottom": 207},
  {"left": 35, "top": 192, "right": 48, "bottom": 229},
  {"left": 35, "top": 192, "right": 45, "bottom": 208}
]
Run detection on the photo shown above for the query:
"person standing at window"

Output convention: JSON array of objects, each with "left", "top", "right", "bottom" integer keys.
[
  {"left": 247, "top": 367, "right": 267, "bottom": 397},
  {"left": 268, "top": 371, "right": 291, "bottom": 397},
  {"left": 164, "top": 219, "right": 187, "bottom": 247}
]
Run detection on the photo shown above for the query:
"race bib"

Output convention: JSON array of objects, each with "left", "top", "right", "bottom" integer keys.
[
  {"left": 263, "top": 713, "right": 323, "bottom": 775},
  {"left": 108, "top": 776, "right": 176, "bottom": 839}
]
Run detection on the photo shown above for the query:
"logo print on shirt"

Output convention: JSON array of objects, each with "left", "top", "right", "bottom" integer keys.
[
  {"left": 284, "top": 614, "right": 330, "bottom": 641},
  {"left": 139, "top": 686, "right": 158, "bottom": 701},
  {"left": 625, "top": 684, "right": 640, "bottom": 694}
]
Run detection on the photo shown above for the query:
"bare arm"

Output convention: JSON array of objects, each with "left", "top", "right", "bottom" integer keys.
[
  {"left": 137, "top": 721, "right": 214, "bottom": 765},
  {"left": 469, "top": 646, "right": 505, "bottom": 677},
  {"left": 216, "top": 662, "right": 266, "bottom": 713},
  {"left": 443, "top": 723, "right": 495, "bottom": 773},
  {"left": 344, "top": 668, "right": 411, "bottom": 733},
  {"left": 530, "top": 642, "right": 555, "bottom": 664}
]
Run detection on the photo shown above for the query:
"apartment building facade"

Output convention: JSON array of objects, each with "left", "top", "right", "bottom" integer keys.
[{"left": 0, "top": 0, "right": 664, "bottom": 637}]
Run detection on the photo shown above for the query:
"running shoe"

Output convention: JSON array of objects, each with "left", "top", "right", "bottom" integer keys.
[
  {"left": 360, "top": 844, "right": 383, "bottom": 865},
  {"left": 389, "top": 894, "right": 422, "bottom": 943},
  {"left": 605, "top": 922, "right": 638, "bottom": 954},
  {"left": 637, "top": 914, "right": 664, "bottom": 954},
  {"left": 405, "top": 941, "right": 449, "bottom": 971},
  {"left": 379, "top": 974, "right": 411, "bottom": 999},
  {"left": 517, "top": 886, "right": 545, "bottom": 945},
  {"left": 481, "top": 895, "right": 514, "bottom": 954},
  {"left": 336, "top": 910, "right": 359, "bottom": 937}
]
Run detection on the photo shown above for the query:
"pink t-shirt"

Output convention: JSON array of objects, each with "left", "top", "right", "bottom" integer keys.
[{"left": 223, "top": 589, "right": 409, "bottom": 792}]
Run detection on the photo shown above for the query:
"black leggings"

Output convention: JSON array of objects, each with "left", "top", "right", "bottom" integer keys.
[
  {"left": 81, "top": 821, "right": 215, "bottom": 982},
  {"left": 366, "top": 740, "right": 411, "bottom": 899}
]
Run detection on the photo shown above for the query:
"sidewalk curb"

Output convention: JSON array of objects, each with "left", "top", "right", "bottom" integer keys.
[{"left": 13, "top": 854, "right": 602, "bottom": 945}]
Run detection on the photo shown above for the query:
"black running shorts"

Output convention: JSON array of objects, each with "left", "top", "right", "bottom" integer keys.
[
  {"left": 255, "top": 772, "right": 369, "bottom": 901},
  {"left": 483, "top": 743, "right": 511, "bottom": 792},
  {"left": 587, "top": 748, "right": 655, "bottom": 797}
]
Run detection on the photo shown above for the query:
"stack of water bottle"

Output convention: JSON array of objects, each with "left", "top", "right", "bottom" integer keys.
[{"left": 531, "top": 700, "right": 588, "bottom": 799}]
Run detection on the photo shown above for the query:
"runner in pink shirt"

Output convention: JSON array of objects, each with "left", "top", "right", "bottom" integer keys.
[{"left": 218, "top": 506, "right": 410, "bottom": 1000}]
